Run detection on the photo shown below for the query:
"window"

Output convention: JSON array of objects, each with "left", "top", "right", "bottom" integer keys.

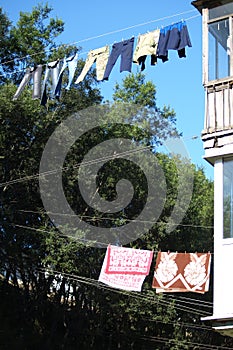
[
  {"left": 208, "top": 19, "right": 230, "bottom": 80},
  {"left": 223, "top": 158, "right": 233, "bottom": 238},
  {"left": 208, "top": 5, "right": 233, "bottom": 81}
]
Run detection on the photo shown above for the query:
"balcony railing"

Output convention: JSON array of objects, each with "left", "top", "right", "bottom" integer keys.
[{"left": 204, "top": 78, "right": 233, "bottom": 134}]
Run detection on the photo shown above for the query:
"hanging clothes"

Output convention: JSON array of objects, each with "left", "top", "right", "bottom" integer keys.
[
  {"left": 156, "top": 21, "right": 192, "bottom": 62},
  {"left": 133, "top": 29, "right": 160, "bottom": 71},
  {"left": 152, "top": 251, "right": 211, "bottom": 293},
  {"left": 54, "top": 52, "right": 79, "bottom": 99},
  {"left": 98, "top": 245, "right": 153, "bottom": 291},
  {"left": 103, "top": 37, "right": 135, "bottom": 80},
  {"left": 13, "top": 65, "right": 43, "bottom": 100},
  {"left": 75, "top": 45, "right": 109, "bottom": 84},
  {"left": 41, "top": 59, "right": 61, "bottom": 107}
]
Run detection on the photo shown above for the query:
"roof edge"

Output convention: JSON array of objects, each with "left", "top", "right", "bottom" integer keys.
[{"left": 192, "top": 0, "right": 233, "bottom": 13}]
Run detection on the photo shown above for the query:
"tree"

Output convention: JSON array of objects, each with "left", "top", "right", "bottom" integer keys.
[
  {"left": 0, "top": 4, "right": 230, "bottom": 350},
  {"left": 0, "top": 3, "right": 64, "bottom": 83}
]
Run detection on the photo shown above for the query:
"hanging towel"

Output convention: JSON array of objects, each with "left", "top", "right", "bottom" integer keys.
[
  {"left": 98, "top": 245, "right": 153, "bottom": 291},
  {"left": 152, "top": 251, "right": 211, "bottom": 293},
  {"left": 105, "top": 244, "right": 153, "bottom": 275},
  {"left": 133, "top": 29, "right": 160, "bottom": 71},
  {"left": 75, "top": 45, "right": 109, "bottom": 84},
  {"left": 54, "top": 52, "right": 79, "bottom": 98},
  {"left": 13, "top": 65, "right": 43, "bottom": 100},
  {"left": 41, "top": 59, "right": 61, "bottom": 106},
  {"left": 103, "top": 37, "right": 135, "bottom": 80},
  {"left": 157, "top": 21, "right": 192, "bottom": 62}
]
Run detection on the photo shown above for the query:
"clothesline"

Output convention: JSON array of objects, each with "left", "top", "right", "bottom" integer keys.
[
  {"left": 98, "top": 245, "right": 212, "bottom": 293},
  {"left": 0, "top": 13, "right": 199, "bottom": 81},
  {"left": 8, "top": 249, "right": 213, "bottom": 314},
  {"left": 10, "top": 19, "right": 193, "bottom": 106},
  {"left": 0, "top": 9, "right": 198, "bottom": 68}
]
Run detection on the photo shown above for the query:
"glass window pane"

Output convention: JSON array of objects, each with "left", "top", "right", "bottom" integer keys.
[
  {"left": 209, "top": 4, "right": 233, "bottom": 20},
  {"left": 223, "top": 159, "right": 233, "bottom": 239},
  {"left": 208, "top": 19, "right": 230, "bottom": 80}
]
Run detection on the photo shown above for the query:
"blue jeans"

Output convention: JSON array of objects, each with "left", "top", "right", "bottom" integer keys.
[
  {"left": 103, "top": 37, "right": 135, "bottom": 80},
  {"left": 41, "top": 60, "right": 61, "bottom": 106},
  {"left": 13, "top": 65, "right": 43, "bottom": 100},
  {"left": 55, "top": 52, "right": 79, "bottom": 98}
]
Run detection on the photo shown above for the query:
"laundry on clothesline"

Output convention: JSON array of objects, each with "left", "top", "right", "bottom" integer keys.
[
  {"left": 98, "top": 246, "right": 212, "bottom": 294},
  {"left": 156, "top": 21, "right": 192, "bottom": 62},
  {"left": 152, "top": 251, "right": 211, "bottom": 294},
  {"left": 98, "top": 245, "right": 153, "bottom": 291},
  {"left": 11, "top": 20, "right": 192, "bottom": 105},
  {"left": 13, "top": 64, "right": 43, "bottom": 101}
]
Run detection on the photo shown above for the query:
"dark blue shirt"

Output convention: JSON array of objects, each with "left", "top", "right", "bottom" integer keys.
[{"left": 157, "top": 21, "right": 192, "bottom": 62}]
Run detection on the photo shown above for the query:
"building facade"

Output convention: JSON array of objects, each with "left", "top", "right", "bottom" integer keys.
[{"left": 192, "top": 0, "right": 233, "bottom": 337}]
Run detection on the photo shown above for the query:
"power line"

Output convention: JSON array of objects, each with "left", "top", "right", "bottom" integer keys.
[
  {"left": 35, "top": 266, "right": 211, "bottom": 316},
  {"left": 0, "top": 145, "right": 152, "bottom": 188},
  {"left": 138, "top": 335, "right": 233, "bottom": 350},
  {"left": 4, "top": 220, "right": 214, "bottom": 249},
  {"left": 3, "top": 243, "right": 213, "bottom": 313},
  {"left": 15, "top": 210, "right": 214, "bottom": 230},
  {"left": 6, "top": 223, "right": 108, "bottom": 246},
  {"left": 2, "top": 237, "right": 213, "bottom": 311},
  {"left": 0, "top": 131, "right": 208, "bottom": 189},
  {"left": 163, "top": 293, "right": 213, "bottom": 306}
]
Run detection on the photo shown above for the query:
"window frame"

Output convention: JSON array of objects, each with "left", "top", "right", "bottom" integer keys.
[
  {"left": 207, "top": 13, "right": 233, "bottom": 82},
  {"left": 223, "top": 158, "right": 233, "bottom": 239}
]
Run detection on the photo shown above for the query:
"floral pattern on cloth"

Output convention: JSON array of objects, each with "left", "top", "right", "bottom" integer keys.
[
  {"left": 98, "top": 245, "right": 153, "bottom": 291},
  {"left": 105, "top": 245, "right": 153, "bottom": 275},
  {"left": 152, "top": 252, "right": 211, "bottom": 294}
]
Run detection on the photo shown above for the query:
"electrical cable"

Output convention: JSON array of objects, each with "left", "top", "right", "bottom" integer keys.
[
  {"left": 2, "top": 250, "right": 213, "bottom": 311},
  {"left": 4, "top": 221, "right": 214, "bottom": 248},
  {"left": 35, "top": 266, "right": 211, "bottom": 316},
  {"left": 0, "top": 145, "right": 152, "bottom": 188},
  {"left": 11, "top": 210, "right": 215, "bottom": 229},
  {"left": 0, "top": 131, "right": 211, "bottom": 190},
  {"left": 163, "top": 293, "right": 213, "bottom": 306},
  {"left": 138, "top": 335, "right": 233, "bottom": 349}
]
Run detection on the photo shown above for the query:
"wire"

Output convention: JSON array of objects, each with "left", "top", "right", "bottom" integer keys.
[
  {"left": 0, "top": 130, "right": 209, "bottom": 190},
  {"left": 138, "top": 335, "right": 233, "bottom": 349},
  {"left": 141, "top": 317, "right": 213, "bottom": 331},
  {"left": 34, "top": 266, "right": 211, "bottom": 316},
  {"left": 6, "top": 223, "right": 108, "bottom": 247},
  {"left": 4, "top": 219, "right": 214, "bottom": 247},
  {"left": 163, "top": 293, "right": 213, "bottom": 306},
  {"left": 0, "top": 145, "right": 152, "bottom": 188},
  {"left": 6, "top": 245, "right": 212, "bottom": 314},
  {"left": 0, "top": 10, "right": 197, "bottom": 67},
  {"left": 2, "top": 241, "right": 213, "bottom": 311},
  {"left": 14, "top": 210, "right": 214, "bottom": 230}
]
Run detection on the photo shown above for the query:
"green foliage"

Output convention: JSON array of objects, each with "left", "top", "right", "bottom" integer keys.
[
  {"left": 0, "top": 3, "right": 230, "bottom": 350},
  {"left": 112, "top": 72, "right": 180, "bottom": 145}
]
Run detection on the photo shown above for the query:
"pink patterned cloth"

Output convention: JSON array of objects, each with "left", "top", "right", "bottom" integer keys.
[
  {"left": 152, "top": 252, "right": 211, "bottom": 294},
  {"left": 105, "top": 245, "right": 153, "bottom": 275},
  {"left": 98, "top": 245, "right": 153, "bottom": 291}
]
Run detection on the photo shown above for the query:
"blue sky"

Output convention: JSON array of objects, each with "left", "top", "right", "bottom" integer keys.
[{"left": 1, "top": 0, "right": 214, "bottom": 180}]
